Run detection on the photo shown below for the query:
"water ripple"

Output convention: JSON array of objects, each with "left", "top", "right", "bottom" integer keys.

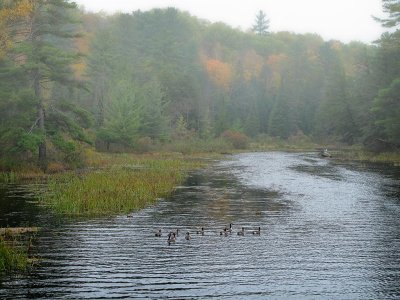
[{"left": 1, "top": 152, "right": 400, "bottom": 299}]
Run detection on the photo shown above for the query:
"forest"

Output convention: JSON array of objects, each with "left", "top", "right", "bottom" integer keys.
[{"left": 0, "top": 0, "right": 399, "bottom": 171}]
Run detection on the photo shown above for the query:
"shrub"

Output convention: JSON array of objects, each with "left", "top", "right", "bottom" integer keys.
[
  {"left": 221, "top": 130, "right": 249, "bottom": 149},
  {"left": 135, "top": 136, "right": 155, "bottom": 153}
]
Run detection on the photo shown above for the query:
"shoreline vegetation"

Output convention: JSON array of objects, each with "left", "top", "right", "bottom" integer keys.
[
  {"left": 0, "top": 140, "right": 398, "bottom": 274},
  {"left": 40, "top": 151, "right": 207, "bottom": 217},
  {"left": 1, "top": 138, "right": 399, "bottom": 183},
  {"left": 0, "top": 228, "right": 38, "bottom": 274}
]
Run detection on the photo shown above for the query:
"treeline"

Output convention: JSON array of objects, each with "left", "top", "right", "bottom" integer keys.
[{"left": 0, "top": 0, "right": 399, "bottom": 170}]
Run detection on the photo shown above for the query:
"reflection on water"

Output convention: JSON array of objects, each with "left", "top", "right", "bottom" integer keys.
[{"left": 1, "top": 152, "right": 400, "bottom": 299}]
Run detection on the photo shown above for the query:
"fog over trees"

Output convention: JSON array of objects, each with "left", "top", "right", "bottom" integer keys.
[{"left": 0, "top": 0, "right": 399, "bottom": 169}]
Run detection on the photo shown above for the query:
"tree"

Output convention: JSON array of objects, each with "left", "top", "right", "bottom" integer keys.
[
  {"left": 374, "top": 0, "right": 400, "bottom": 28},
  {"left": 252, "top": 10, "right": 270, "bottom": 35},
  {"left": 97, "top": 80, "right": 142, "bottom": 149},
  {"left": 28, "top": 0, "right": 84, "bottom": 169},
  {"left": 86, "top": 29, "right": 117, "bottom": 127},
  {"left": 0, "top": 0, "right": 33, "bottom": 59},
  {"left": 366, "top": 0, "right": 400, "bottom": 148},
  {"left": 0, "top": 0, "right": 91, "bottom": 170},
  {"left": 371, "top": 78, "right": 400, "bottom": 146},
  {"left": 138, "top": 80, "right": 170, "bottom": 140}
]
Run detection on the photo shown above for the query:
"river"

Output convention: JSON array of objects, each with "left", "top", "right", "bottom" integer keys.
[{"left": 1, "top": 152, "right": 400, "bottom": 299}]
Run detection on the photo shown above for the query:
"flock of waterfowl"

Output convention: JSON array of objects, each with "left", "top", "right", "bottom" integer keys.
[{"left": 154, "top": 224, "right": 261, "bottom": 244}]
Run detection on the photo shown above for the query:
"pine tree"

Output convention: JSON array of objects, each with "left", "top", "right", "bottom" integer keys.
[
  {"left": 0, "top": 0, "right": 91, "bottom": 170},
  {"left": 252, "top": 10, "right": 270, "bottom": 35},
  {"left": 374, "top": 0, "right": 400, "bottom": 28},
  {"left": 20, "top": 0, "right": 84, "bottom": 170}
]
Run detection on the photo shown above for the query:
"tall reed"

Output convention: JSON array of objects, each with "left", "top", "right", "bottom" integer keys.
[
  {"left": 42, "top": 157, "right": 203, "bottom": 216},
  {"left": 0, "top": 237, "right": 29, "bottom": 274}
]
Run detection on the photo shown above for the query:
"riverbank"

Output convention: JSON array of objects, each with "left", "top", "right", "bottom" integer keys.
[
  {"left": 0, "top": 151, "right": 214, "bottom": 273},
  {"left": 0, "top": 228, "right": 38, "bottom": 274},
  {"left": 40, "top": 152, "right": 208, "bottom": 217},
  {"left": 332, "top": 148, "right": 400, "bottom": 166},
  {"left": 0, "top": 147, "right": 399, "bottom": 275}
]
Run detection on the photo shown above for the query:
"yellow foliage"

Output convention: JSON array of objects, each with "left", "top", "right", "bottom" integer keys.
[
  {"left": 71, "top": 61, "right": 86, "bottom": 80},
  {"left": 204, "top": 58, "right": 233, "bottom": 90},
  {"left": 0, "top": 0, "right": 33, "bottom": 59},
  {"left": 71, "top": 33, "right": 94, "bottom": 79}
]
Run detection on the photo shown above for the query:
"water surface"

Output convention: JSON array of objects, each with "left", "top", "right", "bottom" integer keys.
[{"left": 1, "top": 152, "right": 399, "bottom": 299}]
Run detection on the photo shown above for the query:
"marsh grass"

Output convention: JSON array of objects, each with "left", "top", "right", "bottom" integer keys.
[
  {"left": 0, "top": 172, "right": 17, "bottom": 183},
  {"left": 0, "top": 236, "right": 30, "bottom": 274},
  {"left": 334, "top": 149, "right": 400, "bottom": 165},
  {"left": 0, "top": 167, "right": 45, "bottom": 183},
  {"left": 42, "top": 155, "right": 204, "bottom": 216}
]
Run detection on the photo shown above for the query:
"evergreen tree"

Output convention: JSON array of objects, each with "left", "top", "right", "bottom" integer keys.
[
  {"left": 98, "top": 80, "right": 142, "bottom": 149},
  {"left": 374, "top": 0, "right": 400, "bottom": 28},
  {"left": 367, "top": 0, "right": 400, "bottom": 149},
  {"left": 17, "top": 0, "right": 86, "bottom": 169},
  {"left": 371, "top": 78, "right": 400, "bottom": 146},
  {"left": 252, "top": 10, "right": 270, "bottom": 35}
]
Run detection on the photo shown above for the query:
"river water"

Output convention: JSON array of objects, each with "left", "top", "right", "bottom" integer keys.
[{"left": 1, "top": 152, "right": 400, "bottom": 299}]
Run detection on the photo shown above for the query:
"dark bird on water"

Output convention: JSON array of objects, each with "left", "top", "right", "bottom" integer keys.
[{"left": 252, "top": 227, "right": 261, "bottom": 235}]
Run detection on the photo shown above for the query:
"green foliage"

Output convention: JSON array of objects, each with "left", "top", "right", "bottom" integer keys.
[
  {"left": 0, "top": 237, "right": 29, "bottom": 274},
  {"left": 374, "top": 0, "right": 400, "bottom": 28},
  {"left": 41, "top": 156, "right": 203, "bottom": 216},
  {"left": 371, "top": 78, "right": 400, "bottom": 145},
  {"left": 137, "top": 80, "right": 170, "bottom": 140},
  {"left": 97, "top": 80, "right": 142, "bottom": 147},
  {"left": 2, "top": 2, "right": 400, "bottom": 172}
]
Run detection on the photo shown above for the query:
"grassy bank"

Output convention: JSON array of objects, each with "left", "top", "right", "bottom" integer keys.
[
  {"left": 0, "top": 236, "right": 30, "bottom": 274},
  {"left": 333, "top": 148, "right": 400, "bottom": 166},
  {"left": 41, "top": 153, "right": 206, "bottom": 216}
]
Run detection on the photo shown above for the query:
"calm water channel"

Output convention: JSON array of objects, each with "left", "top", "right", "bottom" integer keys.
[{"left": 1, "top": 152, "right": 400, "bottom": 299}]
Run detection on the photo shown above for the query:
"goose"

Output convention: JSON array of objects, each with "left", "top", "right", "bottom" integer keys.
[
  {"left": 252, "top": 227, "right": 261, "bottom": 235},
  {"left": 237, "top": 227, "right": 245, "bottom": 236},
  {"left": 196, "top": 227, "right": 204, "bottom": 235},
  {"left": 223, "top": 223, "right": 232, "bottom": 234},
  {"left": 220, "top": 228, "right": 229, "bottom": 236},
  {"left": 167, "top": 232, "right": 176, "bottom": 243},
  {"left": 155, "top": 229, "right": 162, "bottom": 237}
]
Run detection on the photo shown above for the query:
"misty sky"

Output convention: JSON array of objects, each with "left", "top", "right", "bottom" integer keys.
[{"left": 74, "top": 0, "right": 386, "bottom": 44}]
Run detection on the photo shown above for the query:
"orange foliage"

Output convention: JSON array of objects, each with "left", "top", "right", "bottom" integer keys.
[
  {"left": 266, "top": 53, "right": 287, "bottom": 70},
  {"left": 221, "top": 130, "right": 249, "bottom": 149},
  {"left": 204, "top": 58, "right": 233, "bottom": 90},
  {"left": 74, "top": 35, "right": 91, "bottom": 54}
]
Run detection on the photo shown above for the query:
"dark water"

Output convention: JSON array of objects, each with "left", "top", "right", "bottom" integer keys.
[{"left": 1, "top": 152, "right": 400, "bottom": 299}]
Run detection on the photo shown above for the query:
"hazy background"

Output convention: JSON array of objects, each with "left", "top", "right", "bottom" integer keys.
[{"left": 74, "top": 0, "right": 385, "bottom": 43}]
